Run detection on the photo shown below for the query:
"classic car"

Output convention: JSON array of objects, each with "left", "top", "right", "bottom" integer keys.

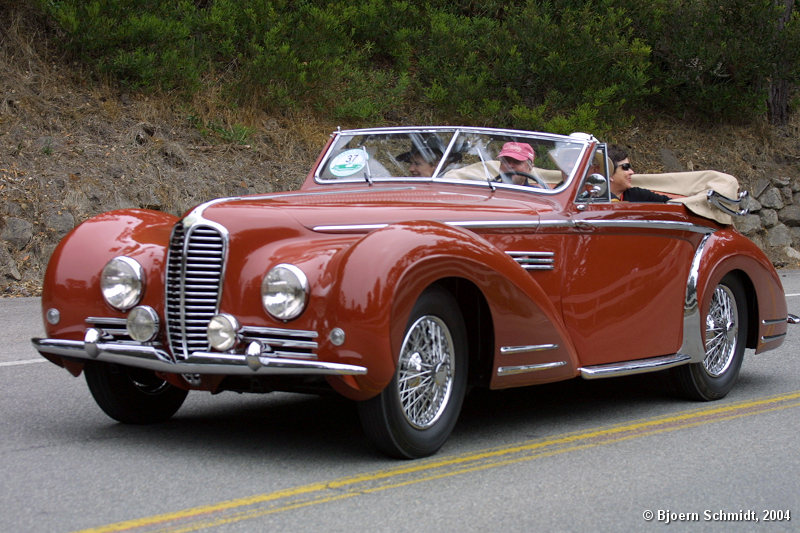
[{"left": 32, "top": 126, "right": 798, "bottom": 458}]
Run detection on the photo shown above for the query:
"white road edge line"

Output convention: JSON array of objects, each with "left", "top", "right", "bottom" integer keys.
[{"left": 0, "top": 359, "right": 48, "bottom": 367}]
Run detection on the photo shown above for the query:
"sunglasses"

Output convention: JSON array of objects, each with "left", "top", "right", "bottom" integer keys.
[{"left": 616, "top": 162, "right": 632, "bottom": 171}]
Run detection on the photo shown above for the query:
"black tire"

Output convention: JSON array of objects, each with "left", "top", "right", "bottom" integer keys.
[
  {"left": 84, "top": 361, "right": 188, "bottom": 424},
  {"left": 358, "top": 286, "right": 468, "bottom": 458},
  {"left": 671, "top": 274, "right": 748, "bottom": 401}
]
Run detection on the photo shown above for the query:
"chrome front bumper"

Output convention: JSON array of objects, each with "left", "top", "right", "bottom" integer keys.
[{"left": 32, "top": 330, "right": 367, "bottom": 377}]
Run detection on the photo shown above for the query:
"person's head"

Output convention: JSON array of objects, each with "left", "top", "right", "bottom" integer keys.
[
  {"left": 398, "top": 135, "right": 453, "bottom": 177},
  {"left": 498, "top": 142, "right": 535, "bottom": 185},
  {"left": 608, "top": 144, "right": 634, "bottom": 196}
]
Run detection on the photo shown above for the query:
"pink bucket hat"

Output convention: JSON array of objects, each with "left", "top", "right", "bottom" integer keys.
[{"left": 498, "top": 142, "right": 535, "bottom": 162}]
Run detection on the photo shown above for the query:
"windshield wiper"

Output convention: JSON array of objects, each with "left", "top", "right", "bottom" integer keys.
[
  {"left": 362, "top": 146, "right": 373, "bottom": 185},
  {"left": 477, "top": 149, "right": 495, "bottom": 192}
]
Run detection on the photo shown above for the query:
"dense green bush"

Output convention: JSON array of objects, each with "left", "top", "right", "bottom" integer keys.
[{"left": 34, "top": 0, "right": 800, "bottom": 135}]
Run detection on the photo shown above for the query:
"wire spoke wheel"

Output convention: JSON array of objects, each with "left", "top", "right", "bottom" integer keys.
[
  {"left": 703, "top": 284, "right": 738, "bottom": 377},
  {"left": 358, "top": 286, "right": 467, "bottom": 458},
  {"left": 671, "top": 274, "right": 747, "bottom": 401},
  {"left": 397, "top": 315, "right": 454, "bottom": 429}
]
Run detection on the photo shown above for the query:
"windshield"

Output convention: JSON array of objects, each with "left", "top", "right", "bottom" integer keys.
[{"left": 315, "top": 127, "right": 589, "bottom": 192}]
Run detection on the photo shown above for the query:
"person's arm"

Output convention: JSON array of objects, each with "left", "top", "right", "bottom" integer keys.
[{"left": 622, "top": 187, "right": 671, "bottom": 203}]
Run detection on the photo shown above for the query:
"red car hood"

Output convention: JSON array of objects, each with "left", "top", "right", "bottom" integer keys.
[{"left": 196, "top": 185, "right": 554, "bottom": 232}]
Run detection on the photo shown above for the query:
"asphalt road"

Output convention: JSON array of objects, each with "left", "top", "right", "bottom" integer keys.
[{"left": 2, "top": 271, "right": 799, "bottom": 532}]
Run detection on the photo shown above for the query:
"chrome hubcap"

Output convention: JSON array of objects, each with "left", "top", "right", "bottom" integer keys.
[
  {"left": 703, "top": 285, "right": 738, "bottom": 377},
  {"left": 397, "top": 315, "right": 454, "bottom": 429}
]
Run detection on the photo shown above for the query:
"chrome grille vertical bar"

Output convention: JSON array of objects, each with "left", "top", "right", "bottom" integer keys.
[{"left": 165, "top": 222, "right": 227, "bottom": 360}]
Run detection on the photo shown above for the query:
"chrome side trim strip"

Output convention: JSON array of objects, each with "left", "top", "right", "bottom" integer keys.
[
  {"left": 506, "top": 252, "right": 555, "bottom": 271},
  {"left": 761, "top": 333, "right": 787, "bottom": 343},
  {"left": 313, "top": 219, "right": 717, "bottom": 234},
  {"left": 762, "top": 317, "right": 790, "bottom": 326},
  {"left": 580, "top": 354, "right": 691, "bottom": 379},
  {"left": 499, "top": 343, "right": 559, "bottom": 354},
  {"left": 497, "top": 361, "right": 567, "bottom": 376},
  {"left": 31, "top": 337, "right": 367, "bottom": 376},
  {"left": 789, "top": 314, "right": 800, "bottom": 325}
]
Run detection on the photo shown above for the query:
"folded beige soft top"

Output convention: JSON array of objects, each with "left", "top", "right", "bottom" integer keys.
[{"left": 632, "top": 170, "right": 742, "bottom": 225}]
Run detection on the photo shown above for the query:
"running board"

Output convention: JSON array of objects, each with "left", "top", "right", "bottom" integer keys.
[{"left": 579, "top": 354, "right": 691, "bottom": 380}]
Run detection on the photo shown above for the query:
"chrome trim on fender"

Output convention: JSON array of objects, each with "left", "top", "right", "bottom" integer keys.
[
  {"left": 506, "top": 252, "right": 555, "bottom": 271},
  {"left": 760, "top": 333, "right": 787, "bottom": 343},
  {"left": 762, "top": 317, "right": 790, "bottom": 326},
  {"left": 31, "top": 337, "right": 366, "bottom": 376},
  {"left": 580, "top": 354, "right": 691, "bottom": 379},
  {"left": 499, "top": 343, "right": 559, "bottom": 354},
  {"left": 678, "top": 233, "right": 711, "bottom": 364},
  {"left": 497, "top": 361, "right": 566, "bottom": 376},
  {"left": 788, "top": 314, "right": 800, "bottom": 325}
]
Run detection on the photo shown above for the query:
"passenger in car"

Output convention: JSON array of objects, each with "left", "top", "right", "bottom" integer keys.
[
  {"left": 398, "top": 135, "right": 462, "bottom": 177},
  {"left": 608, "top": 145, "right": 670, "bottom": 202}
]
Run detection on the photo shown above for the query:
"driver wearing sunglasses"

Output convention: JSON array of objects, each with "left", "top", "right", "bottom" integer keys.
[{"left": 608, "top": 145, "right": 670, "bottom": 202}]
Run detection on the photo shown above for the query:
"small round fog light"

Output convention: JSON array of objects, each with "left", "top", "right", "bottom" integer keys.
[
  {"left": 329, "top": 327, "right": 346, "bottom": 346},
  {"left": 207, "top": 314, "right": 239, "bottom": 351},
  {"left": 126, "top": 306, "right": 159, "bottom": 342},
  {"left": 46, "top": 308, "right": 61, "bottom": 325}
]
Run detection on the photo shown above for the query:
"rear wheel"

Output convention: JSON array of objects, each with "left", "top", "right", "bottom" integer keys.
[
  {"left": 358, "top": 287, "right": 467, "bottom": 458},
  {"left": 84, "top": 361, "right": 188, "bottom": 424},
  {"left": 672, "top": 274, "right": 748, "bottom": 401}
]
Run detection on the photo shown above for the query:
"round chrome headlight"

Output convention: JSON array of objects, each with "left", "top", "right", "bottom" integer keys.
[
  {"left": 207, "top": 314, "right": 239, "bottom": 351},
  {"left": 261, "top": 264, "right": 308, "bottom": 321},
  {"left": 101, "top": 256, "right": 144, "bottom": 311},
  {"left": 126, "top": 306, "right": 159, "bottom": 342}
]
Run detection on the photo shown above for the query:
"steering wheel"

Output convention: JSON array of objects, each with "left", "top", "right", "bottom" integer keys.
[{"left": 494, "top": 171, "right": 549, "bottom": 189}]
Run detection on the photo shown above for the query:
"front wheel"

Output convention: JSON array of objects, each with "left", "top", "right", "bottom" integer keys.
[
  {"left": 358, "top": 286, "right": 467, "bottom": 458},
  {"left": 671, "top": 274, "right": 748, "bottom": 401},
  {"left": 84, "top": 361, "right": 188, "bottom": 424}
]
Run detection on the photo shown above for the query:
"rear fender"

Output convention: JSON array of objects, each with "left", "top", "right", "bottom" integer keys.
[{"left": 693, "top": 229, "right": 787, "bottom": 354}]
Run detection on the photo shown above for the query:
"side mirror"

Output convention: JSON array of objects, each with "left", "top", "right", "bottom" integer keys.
[{"left": 577, "top": 173, "right": 609, "bottom": 201}]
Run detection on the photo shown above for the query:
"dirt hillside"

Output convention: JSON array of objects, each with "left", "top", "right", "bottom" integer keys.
[{"left": 2, "top": 7, "right": 800, "bottom": 297}]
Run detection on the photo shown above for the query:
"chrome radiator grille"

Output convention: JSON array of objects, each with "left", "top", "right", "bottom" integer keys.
[{"left": 165, "top": 223, "right": 226, "bottom": 360}]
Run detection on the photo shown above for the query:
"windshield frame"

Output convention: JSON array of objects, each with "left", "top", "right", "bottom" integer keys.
[{"left": 313, "top": 126, "right": 592, "bottom": 194}]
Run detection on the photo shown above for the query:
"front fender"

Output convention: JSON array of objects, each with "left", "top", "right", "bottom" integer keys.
[
  {"left": 326, "top": 220, "right": 577, "bottom": 398},
  {"left": 41, "top": 209, "right": 178, "bottom": 342}
]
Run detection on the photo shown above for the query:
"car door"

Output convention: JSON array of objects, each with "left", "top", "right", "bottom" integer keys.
[{"left": 558, "top": 189, "right": 704, "bottom": 367}]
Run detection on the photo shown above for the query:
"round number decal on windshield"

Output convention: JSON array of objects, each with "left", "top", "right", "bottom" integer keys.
[{"left": 329, "top": 149, "right": 367, "bottom": 177}]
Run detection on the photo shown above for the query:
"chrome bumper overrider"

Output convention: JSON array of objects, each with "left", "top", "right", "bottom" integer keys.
[{"left": 31, "top": 333, "right": 367, "bottom": 377}]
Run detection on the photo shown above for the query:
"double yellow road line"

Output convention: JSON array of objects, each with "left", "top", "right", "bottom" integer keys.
[{"left": 80, "top": 390, "right": 800, "bottom": 533}]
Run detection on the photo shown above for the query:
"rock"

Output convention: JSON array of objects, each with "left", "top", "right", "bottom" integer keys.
[
  {"left": 1, "top": 217, "right": 33, "bottom": 249},
  {"left": 735, "top": 214, "right": 763, "bottom": 235},
  {"left": 45, "top": 211, "right": 75, "bottom": 237},
  {"left": 752, "top": 178, "right": 771, "bottom": 198},
  {"left": 760, "top": 209, "right": 779, "bottom": 228},
  {"left": 766, "top": 223, "right": 793, "bottom": 247},
  {"left": 785, "top": 246, "right": 800, "bottom": 261},
  {"left": 659, "top": 148, "right": 684, "bottom": 172},
  {"left": 779, "top": 205, "right": 800, "bottom": 226},
  {"left": 0, "top": 245, "right": 22, "bottom": 281},
  {"left": 759, "top": 187, "right": 785, "bottom": 210},
  {"left": 742, "top": 195, "right": 762, "bottom": 213}
]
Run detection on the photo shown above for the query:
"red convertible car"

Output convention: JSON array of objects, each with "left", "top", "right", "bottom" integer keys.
[{"left": 32, "top": 126, "right": 797, "bottom": 458}]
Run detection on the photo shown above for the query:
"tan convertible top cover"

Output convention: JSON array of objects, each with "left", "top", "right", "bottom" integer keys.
[{"left": 632, "top": 170, "right": 740, "bottom": 225}]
